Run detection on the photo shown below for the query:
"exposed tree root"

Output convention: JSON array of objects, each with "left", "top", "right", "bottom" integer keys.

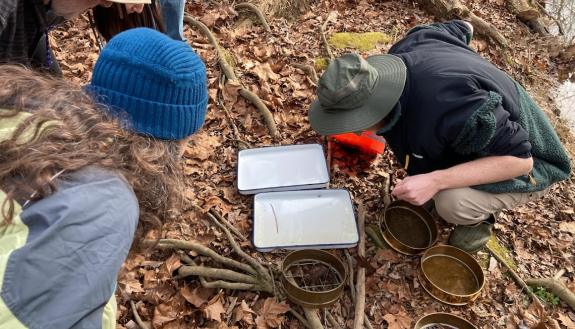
[
  {"left": 326, "top": 311, "right": 343, "bottom": 329},
  {"left": 525, "top": 278, "right": 575, "bottom": 310},
  {"left": 417, "top": 0, "right": 508, "bottom": 47},
  {"left": 184, "top": 13, "right": 277, "bottom": 135},
  {"left": 292, "top": 63, "right": 319, "bottom": 84},
  {"left": 235, "top": 3, "right": 272, "bottom": 34},
  {"left": 302, "top": 308, "right": 323, "bottom": 329},
  {"left": 320, "top": 12, "right": 335, "bottom": 61},
  {"left": 488, "top": 245, "right": 575, "bottom": 309},
  {"left": 130, "top": 300, "right": 151, "bottom": 329}
]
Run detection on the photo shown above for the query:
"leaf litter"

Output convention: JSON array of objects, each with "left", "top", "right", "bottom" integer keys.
[{"left": 52, "top": 0, "right": 575, "bottom": 328}]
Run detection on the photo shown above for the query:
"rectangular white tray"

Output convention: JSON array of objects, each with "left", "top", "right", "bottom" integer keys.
[
  {"left": 253, "top": 189, "right": 359, "bottom": 252},
  {"left": 237, "top": 144, "right": 329, "bottom": 195}
]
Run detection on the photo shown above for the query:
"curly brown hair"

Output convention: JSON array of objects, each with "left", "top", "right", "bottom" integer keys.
[{"left": 0, "top": 65, "right": 183, "bottom": 247}]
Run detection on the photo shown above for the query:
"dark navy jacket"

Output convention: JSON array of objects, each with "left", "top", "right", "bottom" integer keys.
[{"left": 376, "top": 21, "right": 571, "bottom": 193}]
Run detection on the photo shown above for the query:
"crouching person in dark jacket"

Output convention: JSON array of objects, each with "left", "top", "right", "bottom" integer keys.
[{"left": 307, "top": 20, "right": 571, "bottom": 253}]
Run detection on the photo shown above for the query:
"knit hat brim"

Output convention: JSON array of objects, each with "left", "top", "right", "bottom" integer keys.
[
  {"left": 308, "top": 54, "right": 406, "bottom": 136},
  {"left": 85, "top": 85, "right": 207, "bottom": 140}
]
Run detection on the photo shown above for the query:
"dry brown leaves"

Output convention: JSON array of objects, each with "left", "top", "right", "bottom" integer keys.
[{"left": 51, "top": 0, "right": 575, "bottom": 328}]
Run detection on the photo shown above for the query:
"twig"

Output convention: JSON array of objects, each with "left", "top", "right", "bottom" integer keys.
[
  {"left": 174, "top": 250, "right": 272, "bottom": 291},
  {"left": 146, "top": 239, "right": 257, "bottom": 275},
  {"left": 178, "top": 265, "right": 260, "bottom": 284},
  {"left": 184, "top": 14, "right": 277, "bottom": 135},
  {"left": 553, "top": 269, "right": 566, "bottom": 280},
  {"left": 217, "top": 97, "right": 249, "bottom": 150},
  {"left": 320, "top": 12, "right": 335, "bottom": 61},
  {"left": 289, "top": 309, "right": 311, "bottom": 329},
  {"left": 326, "top": 312, "right": 343, "bottom": 329},
  {"left": 303, "top": 308, "right": 323, "bottom": 329},
  {"left": 292, "top": 63, "right": 318, "bottom": 84},
  {"left": 202, "top": 206, "right": 272, "bottom": 282},
  {"left": 270, "top": 203, "right": 279, "bottom": 233},
  {"left": 486, "top": 245, "right": 532, "bottom": 297},
  {"left": 344, "top": 249, "right": 356, "bottom": 302},
  {"left": 235, "top": 3, "right": 272, "bottom": 34},
  {"left": 130, "top": 300, "right": 151, "bottom": 329},
  {"left": 226, "top": 138, "right": 251, "bottom": 149},
  {"left": 353, "top": 201, "right": 366, "bottom": 329},
  {"left": 210, "top": 208, "right": 248, "bottom": 243}
]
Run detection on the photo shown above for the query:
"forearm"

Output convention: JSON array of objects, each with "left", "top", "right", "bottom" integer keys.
[{"left": 431, "top": 155, "right": 533, "bottom": 190}]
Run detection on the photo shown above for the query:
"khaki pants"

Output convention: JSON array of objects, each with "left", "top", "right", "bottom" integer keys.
[{"left": 432, "top": 187, "right": 550, "bottom": 225}]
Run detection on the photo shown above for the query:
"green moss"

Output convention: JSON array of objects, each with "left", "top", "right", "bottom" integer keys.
[
  {"left": 219, "top": 47, "right": 236, "bottom": 69},
  {"left": 486, "top": 236, "right": 517, "bottom": 271},
  {"left": 366, "top": 225, "right": 391, "bottom": 250},
  {"left": 315, "top": 58, "right": 330, "bottom": 70},
  {"left": 328, "top": 32, "right": 391, "bottom": 51}
]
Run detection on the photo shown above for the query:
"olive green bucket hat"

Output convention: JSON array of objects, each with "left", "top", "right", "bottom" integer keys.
[{"left": 308, "top": 53, "right": 407, "bottom": 136}]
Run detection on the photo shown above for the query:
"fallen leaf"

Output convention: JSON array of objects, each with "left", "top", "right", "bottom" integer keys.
[
  {"left": 181, "top": 283, "right": 213, "bottom": 307},
  {"left": 559, "top": 221, "right": 575, "bottom": 234},
  {"left": 204, "top": 300, "right": 226, "bottom": 322},
  {"left": 258, "top": 298, "right": 291, "bottom": 328},
  {"left": 233, "top": 300, "right": 256, "bottom": 324}
]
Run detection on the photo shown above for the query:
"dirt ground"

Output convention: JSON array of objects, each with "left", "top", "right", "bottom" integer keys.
[{"left": 51, "top": 0, "right": 575, "bottom": 328}]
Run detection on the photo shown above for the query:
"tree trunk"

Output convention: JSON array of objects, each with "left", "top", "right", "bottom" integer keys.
[{"left": 506, "top": 0, "right": 549, "bottom": 35}]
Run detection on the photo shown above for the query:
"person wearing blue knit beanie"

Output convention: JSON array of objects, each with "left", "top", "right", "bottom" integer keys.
[{"left": 86, "top": 27, "right": 208, "bottom": 147}]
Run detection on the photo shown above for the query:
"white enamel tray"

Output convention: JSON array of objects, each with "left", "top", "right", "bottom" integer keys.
[
  {"left": 253, "top": 189, "right": 359, "bottom": 252},
  {"left": 237, "top": 144, "right": 329, "bottom": 195}
]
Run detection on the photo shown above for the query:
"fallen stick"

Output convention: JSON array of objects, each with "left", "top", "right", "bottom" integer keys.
[
  {"left": 486, "top": 245, "right": 532, "bottom": 298},
  {"left": 353, "top": 201, "right": 366, "bottom": 329},
  {"left": 210, "top": 207, "right": 248, "bottom": 243},
  {"left": 320, "top": 12, "right": 335, "bottom": 61}
]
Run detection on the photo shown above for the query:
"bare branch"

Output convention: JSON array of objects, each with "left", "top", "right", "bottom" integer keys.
[
  {"left": 146, "top": 239, "right": 257, "bottom": 275},
  {"left": 353, "top": 201, "right": 366, "bottom": 329},
  {"left": 210, "top": 208, "right": 249, "bottom": 243},
  {"left": 178, "top": 265, "right": 260, "bottom": 284}
]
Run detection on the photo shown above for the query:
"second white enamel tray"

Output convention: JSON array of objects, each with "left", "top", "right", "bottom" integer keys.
[
  {"left": 237, "top": 144, "right": 329, "bottom": 195},
  {"left": 253, "top": 189, "right": 359, "bottom": 252}
]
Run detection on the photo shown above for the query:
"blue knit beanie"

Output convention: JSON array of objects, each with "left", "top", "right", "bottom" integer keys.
[{"left": 86, "top": 28, "right": 208, "bottom": 140}]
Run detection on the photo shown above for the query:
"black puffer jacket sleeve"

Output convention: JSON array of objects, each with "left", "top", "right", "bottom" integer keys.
[{"left": 484, "top": 102, "right": 532, "bottom": 158}]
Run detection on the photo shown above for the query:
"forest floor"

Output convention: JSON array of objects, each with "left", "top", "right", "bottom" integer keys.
[{"left": 51, "top": 0, "right": 575, "bottom": 328}]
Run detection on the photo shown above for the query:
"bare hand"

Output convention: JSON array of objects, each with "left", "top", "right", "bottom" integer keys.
[{"left": 391, "top": 174, "right": 439, "bottom": 206}]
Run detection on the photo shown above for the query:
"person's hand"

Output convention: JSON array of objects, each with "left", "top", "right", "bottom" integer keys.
[{"left": 391, "top": 173, "right": 440, "bottom": 206}]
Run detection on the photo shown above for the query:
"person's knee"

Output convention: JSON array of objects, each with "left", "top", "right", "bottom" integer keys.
[{"left": 433, "top": 189, "right": 488, "bottom": 225}]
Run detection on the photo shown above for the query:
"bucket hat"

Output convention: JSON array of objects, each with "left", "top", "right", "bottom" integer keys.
[{"left": 308, "top": 53, "right": 406, "bottom": 136}]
